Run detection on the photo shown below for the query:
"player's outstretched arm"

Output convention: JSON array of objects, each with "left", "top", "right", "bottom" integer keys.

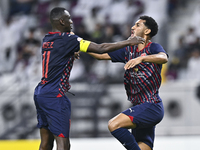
[
  {"left": 87, "top": 36, "right": 144, "bottom": 54},
  {"left": 124, "top": 52, "right": 168, "bottom": 70},
  {"left": 87, "top": 53, "right": 111, "bottom": 60}
]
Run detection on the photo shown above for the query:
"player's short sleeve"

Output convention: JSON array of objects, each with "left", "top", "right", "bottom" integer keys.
[
  {"left": 62, "top": 33, "right": 81, "bottom": 53},
  {"left": 62, "top": 33, "right": 91, "bottom": 53},
  {"left": 108, "top": 47, "right": 126, "bottom": 63},
  {"left": 150, "top": 43, "right": 168, "bottom": 56}
]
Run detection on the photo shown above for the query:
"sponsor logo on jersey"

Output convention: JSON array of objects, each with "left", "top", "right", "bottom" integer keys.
[{"left": 129, "top": 108, "right": 134, "bottom": 113}]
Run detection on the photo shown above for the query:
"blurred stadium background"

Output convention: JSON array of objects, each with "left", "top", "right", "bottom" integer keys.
[{"left": 0, "top": 0, "right": 200, "bottom": 149}]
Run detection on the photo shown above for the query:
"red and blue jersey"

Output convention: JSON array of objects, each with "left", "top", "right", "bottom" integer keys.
[
  {"left": 34, "top": 32, "right": 82, "bottom": 97},
  {"left": 108, "top": 42, "right": 167, "bottom": 106}
]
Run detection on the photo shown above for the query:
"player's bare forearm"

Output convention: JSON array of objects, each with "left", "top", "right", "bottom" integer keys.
[
  {"left": 142, "top": 52, "right": 168, "bottom": 64},
  {"left": 87, "top": 52, "right": 111, "bottom": 60},
  {"left": 88, "top": 41, "right": 129, "bottom": 54},
  {"left": 124, "top": 52, "right": 168, "bottom": 70},
  {"left": 87, "top": 36, "right": 145, "bottom": 54}
]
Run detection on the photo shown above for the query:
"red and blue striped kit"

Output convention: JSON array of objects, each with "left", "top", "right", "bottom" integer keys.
[{"left": 108, "top": 42, "right": 167, "bottom": 106}]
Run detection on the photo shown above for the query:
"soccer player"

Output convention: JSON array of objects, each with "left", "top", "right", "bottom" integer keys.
[
  {"left": 88, "top": 16, "right": 168, "bottom": 150},
  {"left": 33, "top": 7, "right": 144, "bottom": 150}
]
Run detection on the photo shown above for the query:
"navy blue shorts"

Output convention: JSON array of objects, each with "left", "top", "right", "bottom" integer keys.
[
  {"left": 34, "top": 94, "right": 71, "bottom": 138},
  {"left": 122, "top": 101, "right": 164, "bottom": 149}
]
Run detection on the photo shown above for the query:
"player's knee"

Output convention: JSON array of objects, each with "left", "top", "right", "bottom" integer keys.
[
  {"left": 108, "top": 119, "right": 121, "bottom": 132},
  {"left": 56, "top": 137, "right": 70, "bottom": 150}
]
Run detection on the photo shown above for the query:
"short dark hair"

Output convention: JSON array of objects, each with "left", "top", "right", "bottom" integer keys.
[
  {"left": 50, "top": 7, "right": 66, "bottom": 23},
  {"left": 139, "top": 15, "right": 158, "bottom": 38}
]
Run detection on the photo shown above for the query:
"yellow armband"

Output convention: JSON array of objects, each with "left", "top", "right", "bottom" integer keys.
[{"left": 79, "top": 39, "right": 91, "bottom": 52}]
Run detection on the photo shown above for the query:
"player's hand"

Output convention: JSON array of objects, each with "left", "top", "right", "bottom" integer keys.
[
  {"left": 124, "top": 57, "right": 143, "bottom": 70},
  {"left": 74, "top": 51, "right": 80, "bottom": 60},
  {"left": 128, "top": 36, "right": 145, "bottom": 46}
]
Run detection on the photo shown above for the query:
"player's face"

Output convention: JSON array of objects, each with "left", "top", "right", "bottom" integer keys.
[
  {"left": 131, "top": 19, "right": 148, "bottom": 38},
  {"left": 61, "top": 10, "right": 73, "bottom": 32}
]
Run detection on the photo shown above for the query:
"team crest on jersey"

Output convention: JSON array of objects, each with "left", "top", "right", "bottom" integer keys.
[
  {"left": 141, "top": 53, "right": 146, "bottom": 57},
  {"left": 134, "top": 68, "right": 138, "bottom": 72}
]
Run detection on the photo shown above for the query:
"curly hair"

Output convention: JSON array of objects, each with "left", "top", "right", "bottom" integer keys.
[{"left": 139, "top": 15, "right": 158, "bottom": 38}]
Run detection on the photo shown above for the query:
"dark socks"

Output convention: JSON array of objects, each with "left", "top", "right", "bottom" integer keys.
[{"left": 111, "top": 128, "right": 141, "bottom": 150}]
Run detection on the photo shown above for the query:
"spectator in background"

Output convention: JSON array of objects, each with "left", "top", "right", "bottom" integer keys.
[
  {"left": 166, "top": 36, "right": 187, "bottom": 80},
  {"left": 126, "top": 0, "right": 144, "bottom": 25},
  {"left": 14, "top": 27, "right": 41, "bottom": 83},
  {"left": 191, "top": 37, "right": 200, "bottom": 50},
  {"left": 83, "top": 6, "right": 105, "bottom": 34},
  {"left": 71, "top": 0, "right": 111, "bottom": 29},
  {"left": 167, "top": 25, "right": 200, "bottom": 81},
  {"left": 108, "top": 0, "right": 141, "bottom": 26},
  {"left": 17, "top": 27, "right": 40, "bottom": 66},
  {"left": 167, "top": 0, "right": 188, "bottom": 17},
  {"left": 75, "top": 23, "right": 94, "bottom": 77},
  {"left": 190, "top": 1, "right": 200, "bottom": 36},
  {"left": 91, "top": 23, "right": 104, "bottom": 43},
  {"left": 48, "top": 0, "right": 71, "bottom": 13},
  {"left": 0, "top": 1, "right": 9, "bottom": 20},
  {"left": 34, "top": 0, "right": 51, "bottom": 27},
  {"left": 184, "top": 27, "right": 198, "bottom": 46},
  {"left": 174, "top": 36, "right": 188, "bottom": 61},
  {"left": 0, "top": 15, "right": 28, "bottom": 73},
  {"left": 75, "top": 23, "right": 91, "bottom": 40},
  {"left": 107, "top": 0, "right": 144, "bottom": 36},
  {"left": 102, "top": 24, "right": 115, "bottom": 43},
  {"left": 186, "top": 48, "right": 200, "bottom": 80},
  {"left": 9, "top": 0, "right": 35, "bottom": 16}
]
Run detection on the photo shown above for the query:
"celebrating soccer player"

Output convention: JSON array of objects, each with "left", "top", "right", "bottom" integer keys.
[
  {"left": 88, "top": 15, "right": 168, "bottom": 150},
  {"left": 33, "top": 7, "right": 145, "bottom": 150}
]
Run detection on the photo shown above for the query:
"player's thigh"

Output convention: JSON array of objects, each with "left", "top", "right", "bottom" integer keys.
[
  {"left": 39, "top": 95, "right": 71, "bottom": 138},
  {"left": 108, "top": 113, "right": 136, "bottom": 132},
  {"left": 54, "top": 136, "right": 70, "bottom": 150},
  {"left": 123, "top": 102, "right": 164, "bottom": 129},
  {"left": 138, "top": 142, "right": 152, "bottom": 150},
  {"left": 40, "top": 128, "right": 54, "bottom": 149}
]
